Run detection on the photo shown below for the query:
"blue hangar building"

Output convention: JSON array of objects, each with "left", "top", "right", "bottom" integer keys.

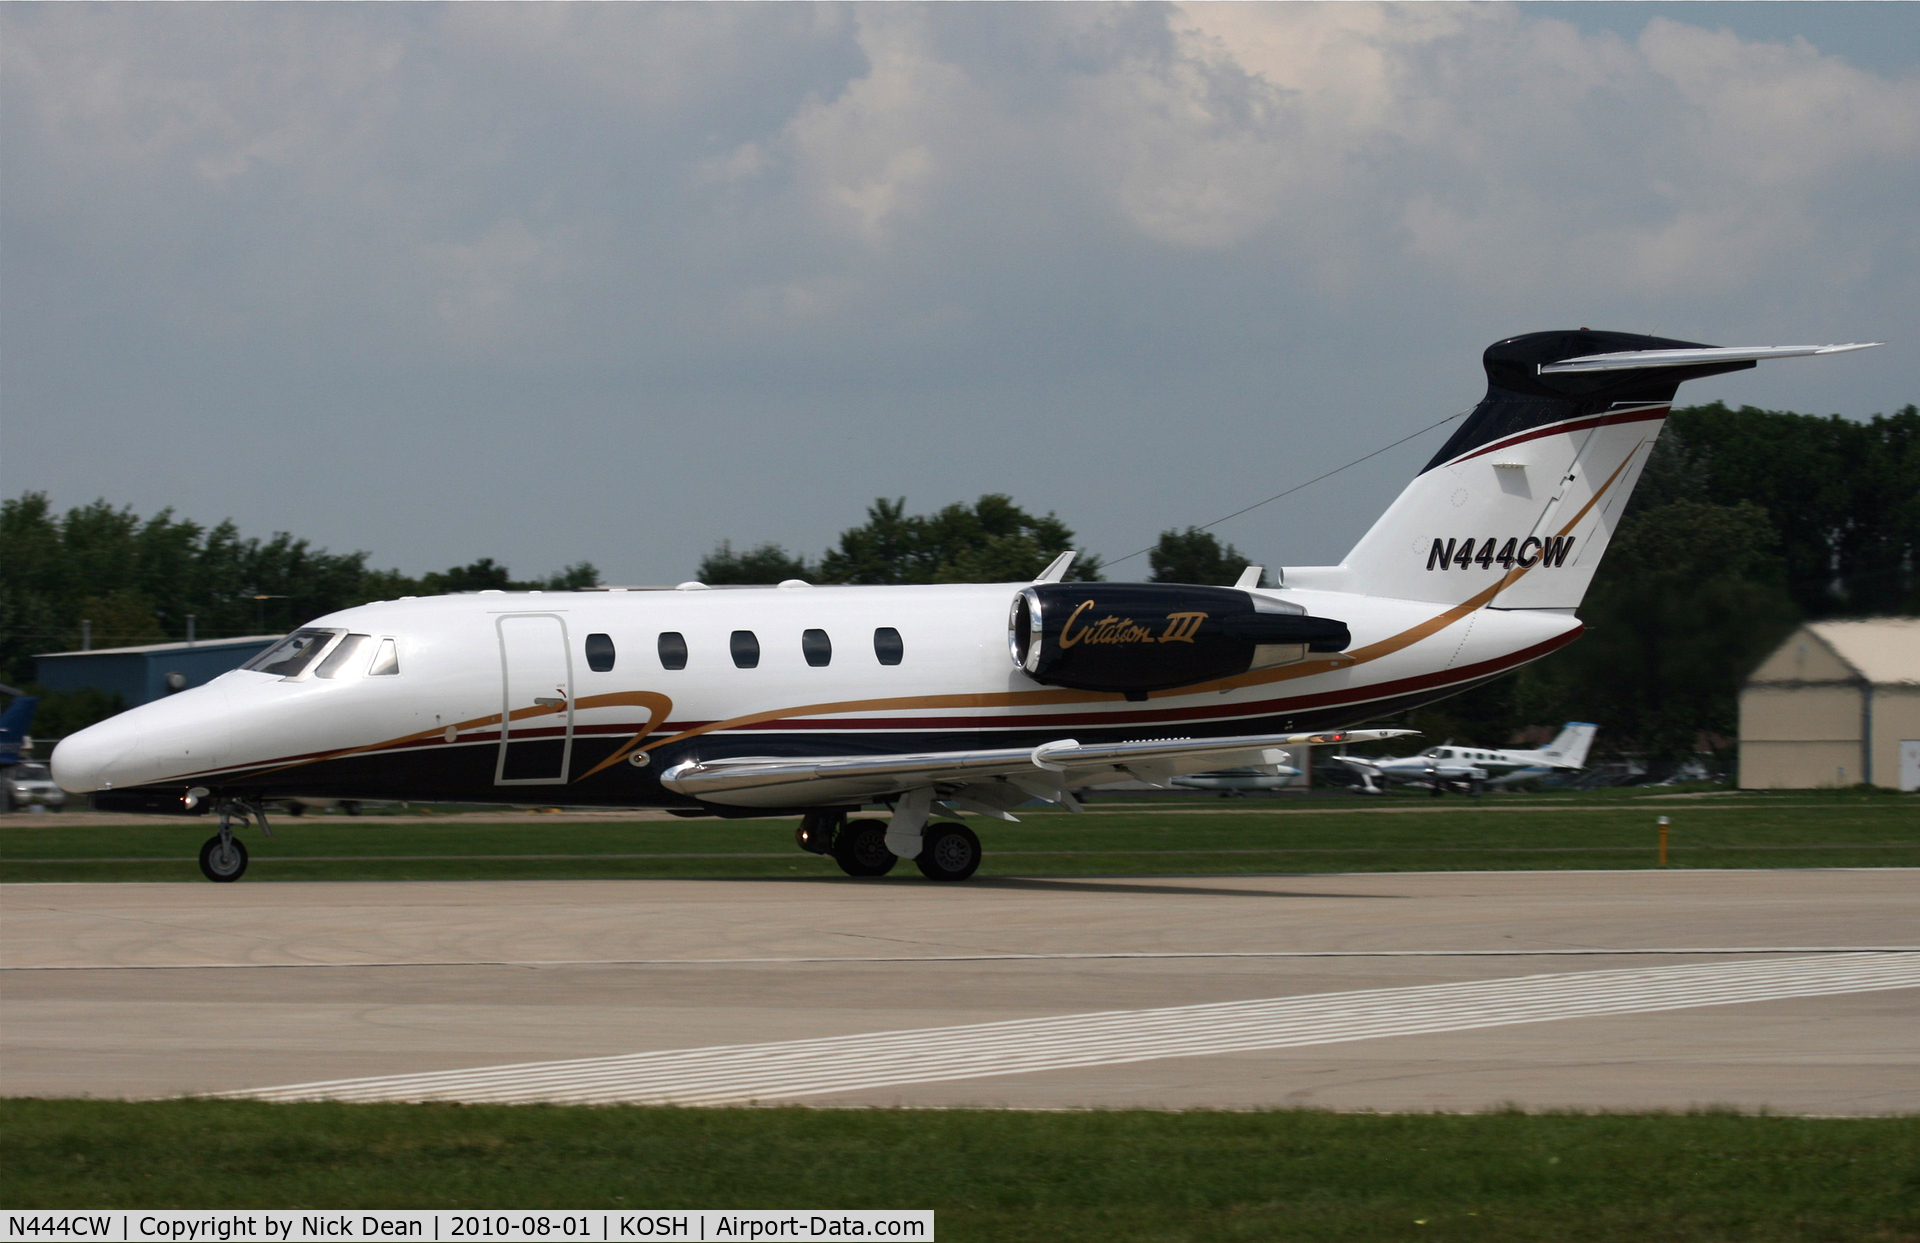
[{"left": 35, "top": 636, "right": 283, "bottom": 708}]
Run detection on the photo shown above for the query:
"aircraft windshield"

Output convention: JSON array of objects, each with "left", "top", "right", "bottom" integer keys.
[{"left": 241, "top": 629, "right": 341, "bottom": 678}]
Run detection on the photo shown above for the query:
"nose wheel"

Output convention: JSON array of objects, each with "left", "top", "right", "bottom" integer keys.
[
  {"left": 198, "top": 800, "right": 267, "bottom": 882},
  {"left": 198, "top": 832, "right": 249, "bottom": 882}
]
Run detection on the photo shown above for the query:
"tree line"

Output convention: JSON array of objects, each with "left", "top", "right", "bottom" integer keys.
[
  {"left": 6, "top": 401, "right": 1912, "bottom": 756},
  {"left": 0, "top": 494, "right": 598, "bottom": 734}
]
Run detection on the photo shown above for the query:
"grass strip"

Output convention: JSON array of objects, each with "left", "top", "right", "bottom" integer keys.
[
  {"left": 3, "top": 1099, "right": 1917, "bottom": 1241},
  {"left": 3, "top": 801, "right": 1915, "bottom": 882}
]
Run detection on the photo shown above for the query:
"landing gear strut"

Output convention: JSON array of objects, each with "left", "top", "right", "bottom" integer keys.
[{"left": 199, "top": 800, "right": 268, "bottom": 883}]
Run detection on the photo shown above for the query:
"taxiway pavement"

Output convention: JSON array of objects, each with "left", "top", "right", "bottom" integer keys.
[{"left": 4, "top": 869, "right": 1916, "bottom": 1113}]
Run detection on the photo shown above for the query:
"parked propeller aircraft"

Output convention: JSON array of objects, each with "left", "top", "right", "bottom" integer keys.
[
  {"left": 1333, "top": 721, "right": 1599, "bottom": 795},
  {"left": 52, "top": 330, "right": 1875, "bottom": 883}
]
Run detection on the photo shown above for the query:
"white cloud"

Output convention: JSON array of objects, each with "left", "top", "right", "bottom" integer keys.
[{"left": 2, "top": 3, "right": 1913, "bottom": 582}]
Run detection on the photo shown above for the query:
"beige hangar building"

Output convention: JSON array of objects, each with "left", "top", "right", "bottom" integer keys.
[{"left": 1738, "top": 617, "right": 1920, "bottom": 791}]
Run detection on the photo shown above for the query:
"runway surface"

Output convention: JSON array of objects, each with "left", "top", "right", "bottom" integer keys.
[{"left": 5, "top": 869, "right": 1917, "bottom": 1113}]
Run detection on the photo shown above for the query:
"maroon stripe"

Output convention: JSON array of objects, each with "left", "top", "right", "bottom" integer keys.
[{"left": 1444, "top": 407, "right": 1667, "bottom": 469}]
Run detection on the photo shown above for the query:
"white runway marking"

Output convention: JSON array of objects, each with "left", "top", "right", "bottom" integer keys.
[{"left": 232, "top": 953, "right": 1920, "bottom": 1107}]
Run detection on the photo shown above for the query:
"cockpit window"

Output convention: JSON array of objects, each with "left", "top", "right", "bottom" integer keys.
[
  {"left": 315, "top": 634, "right": 371, "bottom": 679},
  {"left": 241, "top": 629, "right": 340, "bottom": 678},
  {"left": 368, "top": 637, "right": 401, "bottom": 676}
]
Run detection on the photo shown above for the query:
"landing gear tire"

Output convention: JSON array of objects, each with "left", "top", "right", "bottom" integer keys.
[
  {"left": 1429, "top": 783, "right": 1443, "bottom": 798},
  {"left": 915, "top": 822, "right": 981, "bottom": 883},
  {"left": 199, "top": 833, "right": 249, "bottom": 883},
  {"left": 341, "top": 801, "right": 362, "bottom": 817},
  {"left": 832, "top": 818, "right": 896, "bottom": 877}
]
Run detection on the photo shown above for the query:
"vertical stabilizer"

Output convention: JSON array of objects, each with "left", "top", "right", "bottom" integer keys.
[
  {"left": 1539, "top": 721, "right": 1598, "bottom": 769},
  {"left": 1335, "top": 330, "right": 1765, "bottom": 608}
]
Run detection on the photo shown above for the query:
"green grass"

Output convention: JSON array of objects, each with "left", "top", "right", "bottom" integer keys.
[
  {"left": 3, "top": 790, "right": 1915, "bottom": 882},
  {"left": 3, "top": 1100, "right": 1916, "bottom": 1240}
]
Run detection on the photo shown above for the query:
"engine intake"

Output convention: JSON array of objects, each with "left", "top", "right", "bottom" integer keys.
[{"left": 1009, "top": 583, "right": 1350, "bottom": 696}]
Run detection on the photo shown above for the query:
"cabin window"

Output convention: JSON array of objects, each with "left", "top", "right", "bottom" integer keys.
[
  {"left": 368, "top": 638, "right": 401, "bottom": 676},
  {"left": 731, "top": 630, "right": 760, "bottom": 669},
  {"left": 873, "top": 627, "right": 904, "bottom": 666},
  {"left": 584, "top": 632, "right": 616, "bottom": 673},
  {"left": 657, "top": 632, "right": 688, "bottom": 670},
  {"left": 802, "top": 628, "right": 832, "bottom": 667},
  {"left": 242, "top": 629, "right": 339, "bottom": 679},
  {"left": 315, "top": 634, "right": 371, "bottom": 679}
]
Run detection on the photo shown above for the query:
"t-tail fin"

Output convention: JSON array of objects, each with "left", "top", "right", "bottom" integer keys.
[
  {"left": 1327, "top": 331, "right": 1878, "bottom": 609},
  {"left": 1539, "top": 721, "right": 1598, "bottom": 769}
]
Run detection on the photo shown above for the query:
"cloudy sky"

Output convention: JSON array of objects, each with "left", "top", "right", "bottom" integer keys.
[{"left": 4, "top": 2, "right": 1914, "bottom": 584}]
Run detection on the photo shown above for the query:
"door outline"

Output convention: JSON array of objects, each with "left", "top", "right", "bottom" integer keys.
[{"left": 494, "top": 613, "right": 575, "bottom": 786}]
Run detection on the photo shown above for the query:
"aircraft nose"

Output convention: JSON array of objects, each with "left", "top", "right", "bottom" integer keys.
[
  {"left": 51, "top": 713, "right": 145, "bottom": 794},
  {"left": 51, "top": 681, "right": 234, "bottom": 793}
]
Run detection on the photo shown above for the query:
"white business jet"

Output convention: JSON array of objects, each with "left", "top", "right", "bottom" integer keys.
[
  {"left": 1332, "top": 722, "right": 1599, "bottom": 796},
  {"left": 52, "top": 331, "right": 1875, "bottom": 883}
]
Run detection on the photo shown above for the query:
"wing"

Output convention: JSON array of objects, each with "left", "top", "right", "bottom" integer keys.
[
  {"left": 1329, "top": 754, "right": 1387, "bottom": 779},
  {"left": 660, "top": 729, "right": 1415, "bottom": 810}
]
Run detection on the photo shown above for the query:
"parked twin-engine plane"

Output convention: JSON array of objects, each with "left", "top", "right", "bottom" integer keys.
[
  {"left": 1333, "top": 721, "right": 1599, "bottom": 796},
  {"left": 52, "top": 331, "right": 1876, "bottom": 882}
]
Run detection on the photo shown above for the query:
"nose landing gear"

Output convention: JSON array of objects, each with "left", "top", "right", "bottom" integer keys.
[{"left": 199, "top": 800, "right": 269, "bottom": 882}]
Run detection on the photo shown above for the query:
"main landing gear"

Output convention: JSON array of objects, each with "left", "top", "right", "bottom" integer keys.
[
  {"left": 834, "top": 819, "right": 896, "bottom": 877},
  {"left": 198, "top": 800, "right": 269, "bottom": 883},
  {"left": 1426, "top": 778, "right": 1485, "bottom": 798},
  {"left": 797, "top": 805, "right": 984, "bottom": 882},
  {"left": 915, "top": 821, "right": 982, "bottom": 882}
]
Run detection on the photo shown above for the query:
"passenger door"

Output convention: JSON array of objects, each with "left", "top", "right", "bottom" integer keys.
[{"left": 495, "top": 614, "right": 574, "bottom": 786}]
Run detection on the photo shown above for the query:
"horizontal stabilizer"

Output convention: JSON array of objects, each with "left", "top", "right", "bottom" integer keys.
[{"left": 1539, "top": 343, "right": 1880, "bottom": 375}]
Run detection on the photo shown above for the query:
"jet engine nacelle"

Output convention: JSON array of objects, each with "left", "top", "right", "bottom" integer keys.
[{"left": 1008, "top": 583, "right": 1350, "bottom": 695}]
